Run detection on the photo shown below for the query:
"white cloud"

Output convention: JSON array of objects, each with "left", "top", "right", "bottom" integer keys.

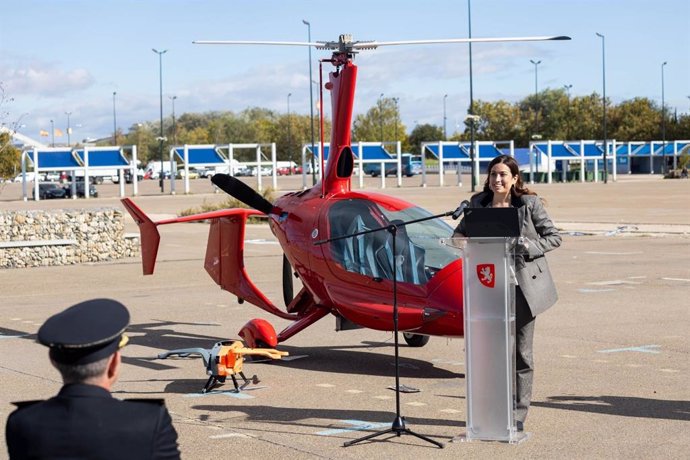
[{"left": 1, "top": 59, "right": 94, "bottom": 96}]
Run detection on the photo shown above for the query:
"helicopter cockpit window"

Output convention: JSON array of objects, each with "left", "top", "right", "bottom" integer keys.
[
  {"left": 328, "top": 199, "right": 457, "bottom": 284},
  {"left": 329, "top": 199, "right": 384, "bottom": 278},
  {"left": 376, "top": 204, "right": 458, "bottom": 277}
]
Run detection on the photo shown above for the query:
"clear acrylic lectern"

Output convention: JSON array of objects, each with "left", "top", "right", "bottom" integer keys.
[{"left": 445, "top": 235, "right": 528, "bottom": 444}]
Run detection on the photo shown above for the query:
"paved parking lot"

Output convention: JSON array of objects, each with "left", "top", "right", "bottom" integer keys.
[{"left": 1, "top": 175, "right": 689, "bottom": 458}]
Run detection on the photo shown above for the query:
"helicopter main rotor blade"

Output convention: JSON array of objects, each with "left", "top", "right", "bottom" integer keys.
[
  {"left": 356, "top": 35, "right": 571, "bottom": 49},
  {"left": 194, "top": 35, "right": 570, "bottom": 51},
  {"left": 194, "top": 40, "right": 319, "bottom": 47},
  {"left": 210, "top": 174, "right": 274, "bottom": 215}
]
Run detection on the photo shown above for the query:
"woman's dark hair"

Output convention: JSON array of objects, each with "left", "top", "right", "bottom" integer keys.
[{"left": 482, "top": 155, "right": 535, "bottom": 198}]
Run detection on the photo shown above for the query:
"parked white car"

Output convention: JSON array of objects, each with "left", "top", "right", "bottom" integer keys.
[{"left": 12, "top": 172, "right": 37, "bottom": 182}]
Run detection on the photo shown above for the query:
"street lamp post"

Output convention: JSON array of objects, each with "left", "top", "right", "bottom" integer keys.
[
  {"left": 65, "top": 111, "right": 72, "bottom": 146},
  {"left": 563, "top": 84, "right": 572, "bottom": 140},
  {"left": 50, "top": 119, "right": 54, "bottom": 147},
  {"left": 302, "top": 19, "right": 316, "bottom": 185},
  {"left": 287, "top": 93, "right": 292, "bottom": 163},
  {"left": 467, "top": 0, "right": 477, "bottom": 192},
  {"left": 443, "top": 94, "right": 448, "bottom": 140},
  {"left": 379, "top": 93, "right": 384, "bottom": 143},
  {"left": 661, "top": 61, "right": 667, "bottom": 175},
  {"left": 595, "top": 32, "right": 608, "bottom": 183},
  {"left": 112, "top": 92, "right": 117, "bottom": 145},
  {"left": 530, "top": 59, "right": 542, "bottom": 137},
  {"left": 152, "top": 48, "right": 168, "bottom": 192},
  {"left": 170, "top": 95, "right": 177, "bottom": 146},
  {"left": 393, "top": 97, "right": 399, "bottom": 142}
]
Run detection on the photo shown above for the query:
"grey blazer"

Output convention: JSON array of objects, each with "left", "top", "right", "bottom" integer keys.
[{"left": 454, "top": 191, "right": 562, "bottom": 316}]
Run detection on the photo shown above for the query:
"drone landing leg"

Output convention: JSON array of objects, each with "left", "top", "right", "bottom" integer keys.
[
  {"left": 230, "top": 375, "right": 240, "bottom": 392},
  {"left": 201, "top": 376, "right": 219, "bottom": 393}
]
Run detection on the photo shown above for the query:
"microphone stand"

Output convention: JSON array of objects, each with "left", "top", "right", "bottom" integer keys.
[{"left": 315, "top": 208, "right": 461, "bottom": 449}]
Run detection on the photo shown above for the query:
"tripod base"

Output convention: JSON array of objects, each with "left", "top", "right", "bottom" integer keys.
[{"left": 343, "top": 416, "right": 443, "bottom": 448}]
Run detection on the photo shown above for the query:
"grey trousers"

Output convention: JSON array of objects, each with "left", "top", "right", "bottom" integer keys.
[{"left": 515, "top": 287, "right": 536, "bottom": 423}]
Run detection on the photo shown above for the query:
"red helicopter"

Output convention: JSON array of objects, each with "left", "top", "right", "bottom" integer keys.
[{"left": 122, "top": 33, "right": 569, "bottom": 349}]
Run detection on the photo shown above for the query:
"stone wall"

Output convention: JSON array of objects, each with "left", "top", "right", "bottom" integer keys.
[{"left": 0, "top": 208, "right": 139, "bottom": 269}]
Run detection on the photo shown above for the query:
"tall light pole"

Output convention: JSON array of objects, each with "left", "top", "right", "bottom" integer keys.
[
  {"left": 169, "top": 95, "right": 177, "bottom": 145},
  {"left": 393, "top": 97, "right": 399, "bottom": 142},
  {"left": 595, "top": 32, "right": 607, "bottom": 183},
  {"left": 302, "top": 19, "right": 316, "bottom": 185},
  {"left": 287, "top": 93, "right": 292, "bottom": 163},
  {"left": 50, "top": 119, "right": 55, "bottom": 147},
  {"left": 152, "top": 48, "right": 167, "bottom": 192},
  {"left": 530, "top": 59, "right": 541, "bottom": 137},
  {"left": 379, "top": 93, "right": 384, "bottom": 143},
  {"left": 467, "top": 0, "right": 477, "bottom": 192},
  {"left": 64, "top": 111, "right": 72, "bottom": 146},
  {"left": 563, "top": 84, "right": 572, "bottom": 140},
  {"left": 443, "top": 94, "right": 448, "bottom": 140},
  {"left": 112, "top": 91, "right": 117, "bottom": 145},
  {"left": 661, "top": 61, "right": 668, "bottom": 175}
]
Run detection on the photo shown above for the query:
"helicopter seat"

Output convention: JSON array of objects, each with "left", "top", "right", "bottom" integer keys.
[
  {"left": 374, "top": 221, "right": 428, "bottom": 285},
  {"left": 342, "top": 215, "right": 381, "bottom": 278}
]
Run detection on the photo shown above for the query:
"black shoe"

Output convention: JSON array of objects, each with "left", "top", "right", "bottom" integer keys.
[{"left": 516, "top": 421, "right": 524, "bottom": 432}]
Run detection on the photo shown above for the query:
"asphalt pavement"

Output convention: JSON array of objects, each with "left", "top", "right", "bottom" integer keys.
[{"left": 1, "top": 174, "right": 688, "bottom": 459}]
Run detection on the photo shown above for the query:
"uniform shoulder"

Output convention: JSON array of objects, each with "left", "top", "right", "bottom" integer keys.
[
  {"left": 11, "top": 400, "right": 44, "bottom": 409},
  {"left": 123, "top": 398, "right": 166, "bottom": 406}
]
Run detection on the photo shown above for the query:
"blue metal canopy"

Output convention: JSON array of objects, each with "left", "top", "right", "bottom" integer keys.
[
  {"left": 172, "top": 146, "right": 226, "bottom": 164},
  {"left": 534, "top": 143, "right": 577, "bottom": 157},
  {"left": 460, "top": 143, "right": 504, "bottom": 159},
  {"left": 567, "top": 143, "right": 603, "bottom": 157},
  {"left": 423, "top": 144, "right": 468, "bottom": 160},
  {"left": 75, "top": 149, "right": 129, "bottom": 167},
  {"left": 27, "top": 150, "right": 81, "bottom": 169},
  {"left": 512, "top": 148, "right": 531, "bottom": 166}
]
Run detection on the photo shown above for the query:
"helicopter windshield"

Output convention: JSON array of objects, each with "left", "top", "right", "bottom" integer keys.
[{"left": 328, "top": 199, "right": 459, "bottom": 284}]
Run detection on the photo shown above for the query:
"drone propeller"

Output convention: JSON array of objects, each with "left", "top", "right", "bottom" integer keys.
[{"left": 210, "top": 174, "right": 274, "bottom": 215}]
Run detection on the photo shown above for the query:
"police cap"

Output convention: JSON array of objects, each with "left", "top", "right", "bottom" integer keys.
[{"left": 38, "top": 298, "right": 130, "bottom": 365}]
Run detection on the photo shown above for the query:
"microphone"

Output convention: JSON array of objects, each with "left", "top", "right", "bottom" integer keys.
[{"left": 451, "top": 200, "right": 470, "bottom": 220}]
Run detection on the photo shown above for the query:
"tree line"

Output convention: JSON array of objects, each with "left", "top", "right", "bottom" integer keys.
[{"left": 2, "top": 86, "right": 690, "bottom": 179}]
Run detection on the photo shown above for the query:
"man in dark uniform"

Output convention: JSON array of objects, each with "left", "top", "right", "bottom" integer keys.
[{"left": 5, "top": 298, "right": 181, "bottom": 459}]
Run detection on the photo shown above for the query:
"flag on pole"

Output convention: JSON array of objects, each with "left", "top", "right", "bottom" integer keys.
[{"left": 40, "top": 130, "right": 49, "bottom": 137}]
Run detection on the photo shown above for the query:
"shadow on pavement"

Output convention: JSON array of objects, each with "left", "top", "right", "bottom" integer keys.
[{"left": 535, "top": 395, "right": 690, "bottom": 421}]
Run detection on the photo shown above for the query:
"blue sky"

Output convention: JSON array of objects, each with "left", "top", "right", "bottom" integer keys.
[{"left": 2, "top": 0, "right": 688, "bottom": 143}]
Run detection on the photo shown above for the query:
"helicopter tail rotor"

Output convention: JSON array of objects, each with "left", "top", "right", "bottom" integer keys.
[{"left": 211, "top": 174, "right": 275, "bottom": 215}]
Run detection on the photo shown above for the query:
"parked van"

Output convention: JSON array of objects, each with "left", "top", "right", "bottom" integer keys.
[{"left": 364, "top": 154, "right": 422, "bottom": 177}]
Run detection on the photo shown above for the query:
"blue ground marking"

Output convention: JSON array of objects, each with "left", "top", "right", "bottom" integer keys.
[
  {"left": 316, "top": 420, "right": 391, "bottom": 436},
  {"left": 598, "top": 344, "right": 661, "bottom": 354}
]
